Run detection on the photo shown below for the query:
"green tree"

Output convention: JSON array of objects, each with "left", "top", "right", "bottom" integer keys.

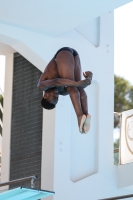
[
  {"left": 114, "top": 75, "right": 133, "bottom": 128},
  {"left": 0, "top": 94, "right": 3, "bottom": 106}
]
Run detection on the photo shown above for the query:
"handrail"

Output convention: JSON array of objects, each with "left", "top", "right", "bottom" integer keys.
[
  {"left": 114, "top": 112, "right": 121, "bottom": 116},
  {"left": 99, "top": 193, "right": 133, "bottom": 199},
  {"left": 0, "top": 175, "right": 38, "bottom": 188},
  {"left": 114, "top": 148, "right": 119, "bottom": 153}
]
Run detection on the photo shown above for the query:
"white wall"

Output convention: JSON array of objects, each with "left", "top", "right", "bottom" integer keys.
[{"left": 40, "top": 12, "right": 115, "bottom": 200}]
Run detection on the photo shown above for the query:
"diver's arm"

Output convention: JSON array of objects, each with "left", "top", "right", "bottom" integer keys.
[
  {"left": 37, "top": 78, "right": 91, "bottom": 91},
  {"left": 37, "top": 78, "right": 78, "bottom": 91}
]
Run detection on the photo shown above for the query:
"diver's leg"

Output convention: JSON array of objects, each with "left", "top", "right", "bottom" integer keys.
[
  {"left": 74, "top": 55, "right": 88, "bottom": 115},
  {"left": 74, "top": 55, "right": 91, "bottom": 133},
  {"left": 66, "top": 86, "right": 86, "bottom": 132},
  {"left": 55, "top": 51, "right": 86, "bottom": 132}
]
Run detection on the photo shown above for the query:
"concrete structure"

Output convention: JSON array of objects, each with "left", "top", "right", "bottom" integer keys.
[{"left": 0, "top": 0, "right": 133, "bottom": 199}]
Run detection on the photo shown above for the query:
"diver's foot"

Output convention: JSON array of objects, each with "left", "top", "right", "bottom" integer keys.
[
  {"left": 83, "top": 114, "right": 91, "bottom": 134},
  {"left": 78, "top": 115, "right": 86, "bottom": 133}
]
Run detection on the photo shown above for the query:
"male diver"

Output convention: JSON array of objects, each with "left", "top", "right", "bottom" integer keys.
[{"left": 38, "top": 47, "right": 92, "bottom": 133}]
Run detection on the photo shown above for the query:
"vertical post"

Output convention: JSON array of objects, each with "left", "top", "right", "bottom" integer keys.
[
  {"left": 1, "top": 53, "right": 14, "bottom": 191},
  {"left": 41, "top": 109, "right": 55, "bottom": 200}
]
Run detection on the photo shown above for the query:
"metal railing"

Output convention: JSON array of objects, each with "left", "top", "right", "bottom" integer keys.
[
  {"left": 114, "top": 148, "right": 119, "bottom": 153},
  {"left": 0, "top": 175, "right": 38, "bottom": 189},
  {"left": 114, "top": 112, "right": 121, "bottom": 116},
  {"left": 99, "top": 193, "right": 133, "bottom": 199}
]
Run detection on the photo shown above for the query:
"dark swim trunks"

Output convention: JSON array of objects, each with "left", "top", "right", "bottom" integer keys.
[{"left": 54, "top": 47, "right": 78, "bottom": 59}]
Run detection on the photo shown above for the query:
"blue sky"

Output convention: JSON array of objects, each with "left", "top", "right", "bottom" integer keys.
[{"left": 114, "top": 2, "right": 133, "bottom": 85}]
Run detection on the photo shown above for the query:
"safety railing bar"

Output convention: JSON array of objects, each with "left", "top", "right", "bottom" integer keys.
[
  {"left": 99, "top": 193, "right": 133, "bottom": 200},
  {"left": 0, "top": 103, "right": 3, "bottom": 113},
  {"left": 114, "top": 112, "right": 121, "bottom": 116},
  {"left": 0, "top": 175, "right": 38, "bottom": 187},
  {"left": 114, "top": 148, "right": 119, "bottom": 153}
]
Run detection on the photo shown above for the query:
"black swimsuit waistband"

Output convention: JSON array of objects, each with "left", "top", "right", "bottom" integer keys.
[{"left": 54, "top": 47, "right": 78, "bottom": 59}]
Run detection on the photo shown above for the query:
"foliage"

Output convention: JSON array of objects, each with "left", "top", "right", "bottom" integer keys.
[
  {"left": 0, "top": 94, "right": 3, "bottom": 106},
  {"left": 114, "top": 75, "right": 133, "bottom": 127},
  {"left": 114, "top": 75, "right": 133, "bottom": 164}
]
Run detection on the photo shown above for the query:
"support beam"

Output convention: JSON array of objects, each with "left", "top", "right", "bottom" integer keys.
[{"left": 1, "top": 53, "right": 14, "bottom": 191}]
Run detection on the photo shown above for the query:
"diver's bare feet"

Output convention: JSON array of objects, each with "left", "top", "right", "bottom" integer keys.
[
  {"left": 83, "top": 114, "right": 91, "bottom": 133},
  {"left": 78, "top": 115, "right": 86, "bottom": 133}
]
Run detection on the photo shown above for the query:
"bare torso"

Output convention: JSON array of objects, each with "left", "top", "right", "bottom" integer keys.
[
  {"left": 43, "top": 57, "right": 59, "bottom": 79},
  {"left": 38, "top": 50, "right": 92, "bottom": 95},
  {"left": 39, "top": 57, "right": 66, "bottom": 94}
]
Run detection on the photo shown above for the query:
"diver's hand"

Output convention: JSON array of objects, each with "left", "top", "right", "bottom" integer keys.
[
  {"left": 83, "top": 71, "right": 93, "bottom": 80},
  {"left": 77, "top": 78, "right": 91, "bottom": 88}
]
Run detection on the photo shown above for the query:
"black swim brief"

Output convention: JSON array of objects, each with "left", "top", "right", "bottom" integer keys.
[{"left": 54, "top": 47, "right": 78, "bottom": 59}]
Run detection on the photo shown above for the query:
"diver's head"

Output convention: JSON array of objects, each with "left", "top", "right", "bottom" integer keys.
[{"left": 41, "top": 88, "right": 59, "bottom": 110}]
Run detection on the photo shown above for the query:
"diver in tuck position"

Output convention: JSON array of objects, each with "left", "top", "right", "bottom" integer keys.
[{"left": 37, "top": 47, "right": 93, "bottom": 133}]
